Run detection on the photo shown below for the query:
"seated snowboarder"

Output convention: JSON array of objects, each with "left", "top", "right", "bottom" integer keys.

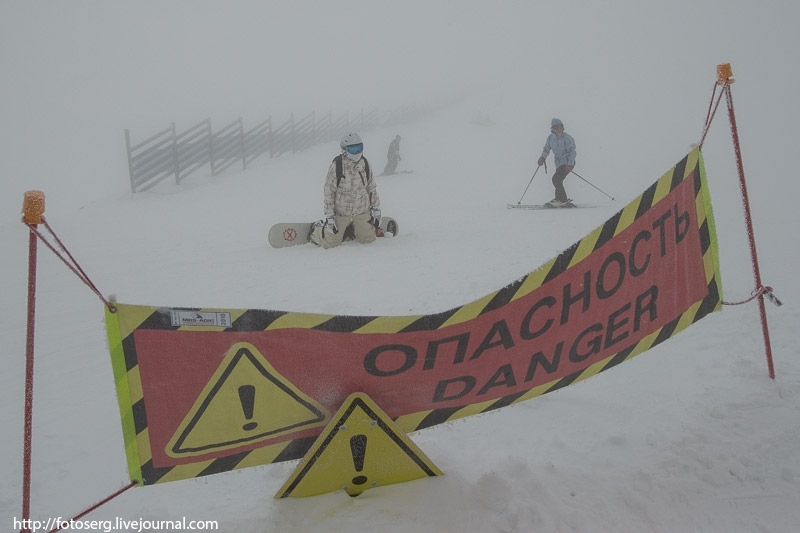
[{"left": 309, "top": 132, "right": 381, "bottom": 249}]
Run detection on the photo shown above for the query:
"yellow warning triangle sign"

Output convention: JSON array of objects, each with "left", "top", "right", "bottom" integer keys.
[
  {"left": 166, "top": 342, "right": 329, "bottom": 458},
  {"left": 275, "top": 392, "right": 443, "bottom": 498}
]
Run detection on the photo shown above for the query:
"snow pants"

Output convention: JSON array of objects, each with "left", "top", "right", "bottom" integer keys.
[
  {"left": 311, "top": 211, "right": 376, "bottom": 249},
  {"left": 552, "top": 164, "right": 573, "bottom": 203},
  {"left": 383, "top": 156, "right": 399, "bottom": 175}
]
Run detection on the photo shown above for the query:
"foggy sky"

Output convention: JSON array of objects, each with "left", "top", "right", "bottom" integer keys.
[{"left": 1, "top": 0, "right": 797, "bottom": 224}]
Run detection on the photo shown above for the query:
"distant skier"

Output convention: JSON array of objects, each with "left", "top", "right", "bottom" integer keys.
[
  {"left": 537, "top": 118, "right": 576, "bottom": 208},
  {"left": 383, "top": 135, "right": 402, "bottom": 175},
  {"left": 309, "top": 132, "right": 381, "bottom": 248}
]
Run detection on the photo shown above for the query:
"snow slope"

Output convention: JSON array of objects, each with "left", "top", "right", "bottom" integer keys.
[{"left": 2, "top": 2, "right": 799, "bottom": 532}]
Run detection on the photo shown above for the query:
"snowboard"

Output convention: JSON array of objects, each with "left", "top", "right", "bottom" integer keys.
[
  {"left": 268, "top": 217, "right": 399, "bottom": 248},
  {"left": 507, "top": 203, "right": 594, "bottom": 210}
]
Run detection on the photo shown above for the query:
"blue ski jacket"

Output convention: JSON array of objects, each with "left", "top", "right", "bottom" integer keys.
[{"left": 541, "top": 131, "right": 576, "bottom": 168}]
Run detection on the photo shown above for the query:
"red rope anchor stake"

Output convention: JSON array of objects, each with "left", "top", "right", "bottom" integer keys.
[
  {"left": 20, "top": 190, "right": 44, "bottom": 533},
  {"left": 20, "top": 190, "right": 129, "bottom": 533},
  {"left": 705, "top": 63, "right": 779, "bottom": 379}
]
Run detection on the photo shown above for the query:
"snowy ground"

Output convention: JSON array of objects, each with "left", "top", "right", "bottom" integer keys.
[
  {"left": 2, "top": 2, "right": 800, "bottom": 532},
  {"left": 1, "top": 96, "right": 798, "bottom": 532}
]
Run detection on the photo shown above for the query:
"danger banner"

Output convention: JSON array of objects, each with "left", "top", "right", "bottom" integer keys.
[{"left": 105, "top": 147, "right": 721, "bottom": 485}]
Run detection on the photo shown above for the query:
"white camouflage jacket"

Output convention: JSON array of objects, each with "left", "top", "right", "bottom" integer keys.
[{"left": 323, "top": 155, "right": 380, "bottom": 218}]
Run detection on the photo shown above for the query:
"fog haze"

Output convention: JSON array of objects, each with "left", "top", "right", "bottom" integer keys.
[{"left": 3, "top": 1, "right": 796, "bottom": 224}]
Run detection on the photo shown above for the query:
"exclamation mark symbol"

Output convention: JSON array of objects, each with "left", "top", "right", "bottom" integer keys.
[
  {"left": 238, "top": 385, "right": 258, "bottom": 431},
  {"left": 350, "top": 434, "right": 368, "bottom": 486}
]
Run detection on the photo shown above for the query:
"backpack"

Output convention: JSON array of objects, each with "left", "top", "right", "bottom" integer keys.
[{"left": 333, "top": 154, "right": 371, "bottom": 187}]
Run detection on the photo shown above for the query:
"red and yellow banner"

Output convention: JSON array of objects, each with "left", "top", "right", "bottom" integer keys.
[{"left": 105, "top": 147, "right": 721, "bottom": 485}]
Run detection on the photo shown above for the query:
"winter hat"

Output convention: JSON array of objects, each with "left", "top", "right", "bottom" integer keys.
[{"left": 551, "top": 118, "right": 564, "bottom": 129}]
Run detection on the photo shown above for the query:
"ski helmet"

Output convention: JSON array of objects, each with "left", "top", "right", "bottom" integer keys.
[
  {"left": 551, "top": 118, "right": 564, "bottom": 131},
  {"left": 339, "top": 132, "right": 363, "bottom": 151}
]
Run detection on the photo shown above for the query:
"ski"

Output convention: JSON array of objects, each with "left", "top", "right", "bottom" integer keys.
[{"left": 507, "top": 203, "right": 595, "bottom": 210}]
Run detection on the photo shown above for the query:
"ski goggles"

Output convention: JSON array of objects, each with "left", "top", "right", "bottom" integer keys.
[{"left": 345, "top": 143, "right": 363, "bottom": 155}]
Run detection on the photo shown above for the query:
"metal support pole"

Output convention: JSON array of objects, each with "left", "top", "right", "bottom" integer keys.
[
  {"left": 719, "top": 63, "right": 776, "bottom": 379},
  {"left": 21, "top": 191, "right": 45, "bottom": 533}
]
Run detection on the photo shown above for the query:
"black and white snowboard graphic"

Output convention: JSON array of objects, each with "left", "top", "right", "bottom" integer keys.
[{"left": 268, "top": 217, "right": 399, "bottom": 248}]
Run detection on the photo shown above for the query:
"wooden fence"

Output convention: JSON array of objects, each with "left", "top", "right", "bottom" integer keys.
[{"left": 124, "top": 104, "right": 431, "bottom": 193}]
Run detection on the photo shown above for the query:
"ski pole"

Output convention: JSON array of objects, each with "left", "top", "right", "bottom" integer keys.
[
  {"left": 570, "top": 170, "right": 615, "bottom": 200},
  {"left": 517, "top": 163, "right": 546, "bottom": 204}
]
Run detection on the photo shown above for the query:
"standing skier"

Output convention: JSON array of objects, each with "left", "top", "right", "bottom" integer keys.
[
  {"left": 309, "top": 132, "right": 381, "bottom": 248},
  {"left": 537, "top": 118, "right": 577, "bottom": 207},
  {"left": 383, "top": 134, "right": 402, "bottom": 175}
]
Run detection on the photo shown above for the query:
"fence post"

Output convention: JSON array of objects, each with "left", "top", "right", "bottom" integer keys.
[
  {"left": 124, "top": 129, "right": 136, "bottom": 194},
  {"left": 239, "top": 118, "right": 245, "bottom": 171},
  {"left": 311, "top": 111, "right": 317, "bottom": 146},
  {"left": 290, "top": 113, "right": 296, "bottom": 153},
  {"left": 269, "top": 115, "right": 275, "bottom": 158},
  {"left": 209, "top": 119, "right": 218, "bottom": 176},
  {"left": 205, "top": 119, "right": 213, "bottom": 176},
  {"left": 170, "top": 123, "right": 178, "bottom": 185}
]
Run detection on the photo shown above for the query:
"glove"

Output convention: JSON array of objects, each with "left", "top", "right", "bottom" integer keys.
[
  {"left": 370, "top": 207, "right": 381, "bottom": 228},
  {"left": 537, "top": 156, "right": 546, "bottom": 166},
  {"left": 324, "top": 216, "right": 338, "bottom": 235}
]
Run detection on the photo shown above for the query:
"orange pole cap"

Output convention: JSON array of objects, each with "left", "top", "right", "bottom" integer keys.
[
  {"left": 716, "top": 63, "right": 734, "bottom": 85},
  {"left": 22, "top": 190, "right": 45, "bottom": 224}
]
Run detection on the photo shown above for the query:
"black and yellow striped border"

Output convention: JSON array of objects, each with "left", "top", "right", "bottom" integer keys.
[{"left": 105, "top": 147, "right": 721, "bottom": 485}]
